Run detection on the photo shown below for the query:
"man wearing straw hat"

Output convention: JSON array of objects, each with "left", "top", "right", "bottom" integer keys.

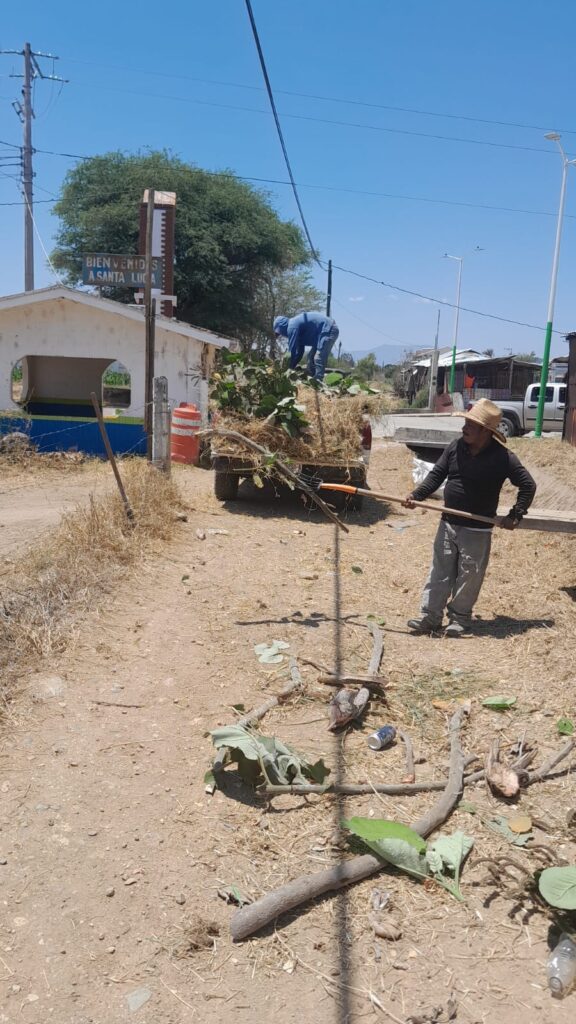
[{"left": 403, "top": 398, "right": 536, "bottom": 638}]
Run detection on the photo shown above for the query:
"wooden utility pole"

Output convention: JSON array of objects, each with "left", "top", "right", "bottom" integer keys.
[
  {"left": 326, "top": 258, "right": 332, "bottom": 317},
  {"left": 144, "top": 189, "right": 155, "bottom": 460},
  {"left": 0, "top": 43, "right": 66, "bottom": 291}
]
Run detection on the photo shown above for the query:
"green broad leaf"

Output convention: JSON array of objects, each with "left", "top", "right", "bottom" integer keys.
[
  {"left": 324, "top": 372, "right": 343, "bottom": 386},
  {"left": 343, "top": 818, "right": 429, "bottom": 880},
  {"left": 351, "top": 565, "right": 363, "bottom": 574},
  {"left": 426, "top": 831, "right": 474, "bottom": 876},
  {"left": 482, "top": 695, "right": 517, "bottom": 711},
  {"left": 209, "top": 725, "right": 331, "bottom": 788},
  {"left": 366, "top": 614, "right": 386, "bottom": 626},
  {"left": 204, "top": 769, "right": 216, "bottom": 786},
  {"left": 307, "top": 759, "right": 331, "bottom": 785},
  {"left": 343, "top": 818, "right": 427, "bottom": 852},
  {"left": 538, "top": 866, "right": 576, "bottom": 910},
  {"left": 557, "top": 717, "right": 574, "bottom": 736}
]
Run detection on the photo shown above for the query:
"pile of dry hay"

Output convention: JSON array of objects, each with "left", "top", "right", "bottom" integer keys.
[
  {"left": 212, "top": 388, "right": 387, "bottom": 465},
  {"left": 0, "top": 459, "right": 181, "bottom": 711}
]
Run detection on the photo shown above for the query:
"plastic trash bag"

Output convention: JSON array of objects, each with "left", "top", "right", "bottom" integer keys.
[{"left": 412, "top": 457, "right": 445, "bottom": 497}]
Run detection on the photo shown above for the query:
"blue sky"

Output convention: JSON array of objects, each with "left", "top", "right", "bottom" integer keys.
[{"left": 1, "top": 0, "right": 576, "bottom": 362}]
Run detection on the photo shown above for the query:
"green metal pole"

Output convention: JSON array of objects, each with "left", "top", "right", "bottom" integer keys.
[
  {"left": 449, "top": 344, "right": 456, "bottom": 393},
  {"left": 534, "top": 321, "right": 553, "bottom": 436}
]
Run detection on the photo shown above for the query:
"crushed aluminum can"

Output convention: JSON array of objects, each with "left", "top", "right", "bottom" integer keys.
[{"left": 367, "top": 725, "right": 397, "bottom": 751}]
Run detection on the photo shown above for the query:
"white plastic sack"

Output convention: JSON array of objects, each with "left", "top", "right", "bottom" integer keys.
[{"left": 412, "top": 456, "right": 445, "bottom": 497}]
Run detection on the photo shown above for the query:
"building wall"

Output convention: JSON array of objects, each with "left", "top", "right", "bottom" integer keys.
[{"left": 0, "top": 296, "right": 212, "bottom": 421}]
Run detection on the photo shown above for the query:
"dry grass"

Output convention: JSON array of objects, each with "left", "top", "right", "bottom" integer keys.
[
  {"left": 509, "top": 435, "right": 576, "bottom": 475},
  {"left": 0, "top": 459, "right": 181, "bottom": 710},
  {"left": 213, "top": 389, "right": 389, "bottom": 465},
  {"left": 0, "top": 447, "right": 91, "bottom": 479}
]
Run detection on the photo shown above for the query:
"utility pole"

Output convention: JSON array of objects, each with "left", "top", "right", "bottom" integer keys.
[
  {"left": 428, "top": 309, "right": 441, "bottom": 411},
  {"left": 326, "top": 259, "right": 332, "bottom": 317},
  {"left": 0, "top": 43, "right": 67, "bottom": 290},
  {"left": 144, "top": 190, "right": 156, "bottom": 460}
]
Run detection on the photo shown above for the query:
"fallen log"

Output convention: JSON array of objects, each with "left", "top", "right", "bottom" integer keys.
[{"left": 230, "top": 704, "right": 470, "bottom": 941}]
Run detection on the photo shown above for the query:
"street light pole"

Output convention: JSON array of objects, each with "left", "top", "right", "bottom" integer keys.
[
  {"left": 444, "top": 254, "right": 463, "bottom": 394},
  {"left": 535, "top": 133, "right": 576, "bottom": 437}
]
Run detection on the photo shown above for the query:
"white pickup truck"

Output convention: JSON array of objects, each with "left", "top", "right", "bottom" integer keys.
[{"left": 491, "top": 381, "right": 566, "bottom": 437}]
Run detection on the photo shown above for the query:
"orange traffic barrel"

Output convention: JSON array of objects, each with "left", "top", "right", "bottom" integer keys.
[{"left": 171, "top": 402, "right": 202, "bottom": 465}]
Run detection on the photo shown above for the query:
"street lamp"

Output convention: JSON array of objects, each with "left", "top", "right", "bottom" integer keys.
[
  {"left": 443, "top": 253, "right": 464, "bottom": 393},
  {"left": 535, "top": 132, "right": 576, "bottom": 436}
]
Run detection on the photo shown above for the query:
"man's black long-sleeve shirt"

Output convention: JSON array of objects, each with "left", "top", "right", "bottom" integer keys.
[{"left": 411, "top": 438, "right": 536, "bottom": 529}]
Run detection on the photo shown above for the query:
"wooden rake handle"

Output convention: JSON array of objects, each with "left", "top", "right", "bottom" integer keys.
[{"left": 319, "top": 482, "right": 500, "bottom": 528}]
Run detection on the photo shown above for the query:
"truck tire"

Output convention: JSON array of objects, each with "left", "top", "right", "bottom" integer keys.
[
  {"left": 214, "top": 471, "right": 239, "bottom": 501},
  {"left": 498, "top": 415, "right": 517, "bottom": 439}
]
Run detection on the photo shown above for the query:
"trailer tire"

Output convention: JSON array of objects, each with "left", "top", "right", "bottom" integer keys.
[{"left": 214, "top": 471, "right": 239, "bottom": 501}]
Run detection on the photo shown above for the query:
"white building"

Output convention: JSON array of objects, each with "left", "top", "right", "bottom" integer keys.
[{"left": 0, "top": 286, "right": 235, "bottom": 453}]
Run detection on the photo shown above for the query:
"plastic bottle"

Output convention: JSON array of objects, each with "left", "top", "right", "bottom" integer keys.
[{"left": 547, "top": 934, "right": 576, "bottom": 998}]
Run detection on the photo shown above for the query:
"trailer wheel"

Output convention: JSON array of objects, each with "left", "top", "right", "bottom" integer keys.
[
  {"left": 499, "top": 416, "right": 517, "bottom": 439},
  {"left": 214, "top": 471, "right": 239, "bottom": 501}
]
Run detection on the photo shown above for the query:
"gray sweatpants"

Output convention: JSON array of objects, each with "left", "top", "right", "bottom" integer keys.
[{"left": 421, "top": 521, "right": 492, "bottom": 627}]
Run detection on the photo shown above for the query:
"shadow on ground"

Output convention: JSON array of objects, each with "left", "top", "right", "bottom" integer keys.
[
  {"left": 216, "top": 478, "right": 392, "bottom": 528},
  {"left": 472, "top": 615, "right": 555, "bottom": 638}
]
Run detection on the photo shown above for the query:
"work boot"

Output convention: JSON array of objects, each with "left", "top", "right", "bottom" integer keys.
[
  {"left": 444, "top": 621, "right": 470, "bottom": 638},
  {"left": 407, "top": 617, "right": 439, "bottom": 635}
]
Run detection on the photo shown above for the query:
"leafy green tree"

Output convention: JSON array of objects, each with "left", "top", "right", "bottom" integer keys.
[
  {"left": 354, "top": 353, "right": 379, "bottom": 381},
  {"left": 51, "top": 150, "right": 309, "bottom": 340},
  {"left": 514, "top": 351, "right": 541, "bottom": 362}
]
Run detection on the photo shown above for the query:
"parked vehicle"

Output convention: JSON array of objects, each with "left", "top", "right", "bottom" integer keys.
[{"left": 488, "top": 382, "right": 566, "bottom": 437}]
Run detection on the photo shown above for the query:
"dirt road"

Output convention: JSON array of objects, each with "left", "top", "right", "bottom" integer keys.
[
  {"left": 0, "top": 461, "right": 111, "bottom": 558},
  {"left": 1, "top": 443, "right": 575, "bottom": 1024}
]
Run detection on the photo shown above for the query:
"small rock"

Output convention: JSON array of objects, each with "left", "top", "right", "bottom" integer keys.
[
  {"left": 195, "top": 528, "right": 206, "bottom": 540},
  {"left": 127, "top": 987, "right": 152, "bottom": 1012},
  {"left": 123, "top": 877, "right": 138, "bottom": 886},
  {"left": 299, "top": 573, "right": 318, "bottom": 581},
  {"left": 105, "top": 887, "right": 115, "bottom": 898},
  {"left": 87, "top": 830, "right": 98, "bottom": 837},
  {"left": 175, "top": 894, "right": 186, "bottom": 906},
  {"left": 0, "top": 857, "right": 7, "bottom": 865},
  {"left": 106, "top": 946, "right": 116, "bottom": 954}
]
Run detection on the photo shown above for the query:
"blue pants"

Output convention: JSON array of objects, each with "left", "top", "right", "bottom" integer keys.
[{"left": 306, "top": 325, "right": 339, "bottom": 381}]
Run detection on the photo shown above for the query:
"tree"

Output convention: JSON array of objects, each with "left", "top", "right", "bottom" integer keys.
[
  {"left": 482, "top": 348, "right": 495, "bottom": 358},
  {"left": 354, "top": 353, "right": 379, "bottom": 381},
  {"left": 514, "top": 351, "right": 541, "bottom": 363},
  {"left": 51, "top": 150, "right": 310, "bottom": 340}
]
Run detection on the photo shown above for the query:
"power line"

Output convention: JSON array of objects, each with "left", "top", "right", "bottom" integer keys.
[
  {"left": 329, "top": 261, "right": 565, "bottom": 335},
  {"left": 243, "top": 0, "right": 320, "bottom": 264},
  {"left": 59, "top": 54, "right": 576, "bottom": 136},
  {"left": 61, "top": 81, "right": 569, "bottom": 158},
  {"left": 3, "top": 139, "right": 572, "bottom": 223}
]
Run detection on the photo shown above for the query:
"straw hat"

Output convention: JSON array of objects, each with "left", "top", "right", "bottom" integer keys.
[{"left": 458, "top": 397, "right": 507, "bottom": 446}]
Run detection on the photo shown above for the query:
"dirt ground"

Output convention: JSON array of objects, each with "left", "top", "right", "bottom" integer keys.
[
  {"left": 0, "top": 458, "right": 112, "bottom": 558},
  {"left": 1, "top": 440, "right": 576, "bottom": 1024}
]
